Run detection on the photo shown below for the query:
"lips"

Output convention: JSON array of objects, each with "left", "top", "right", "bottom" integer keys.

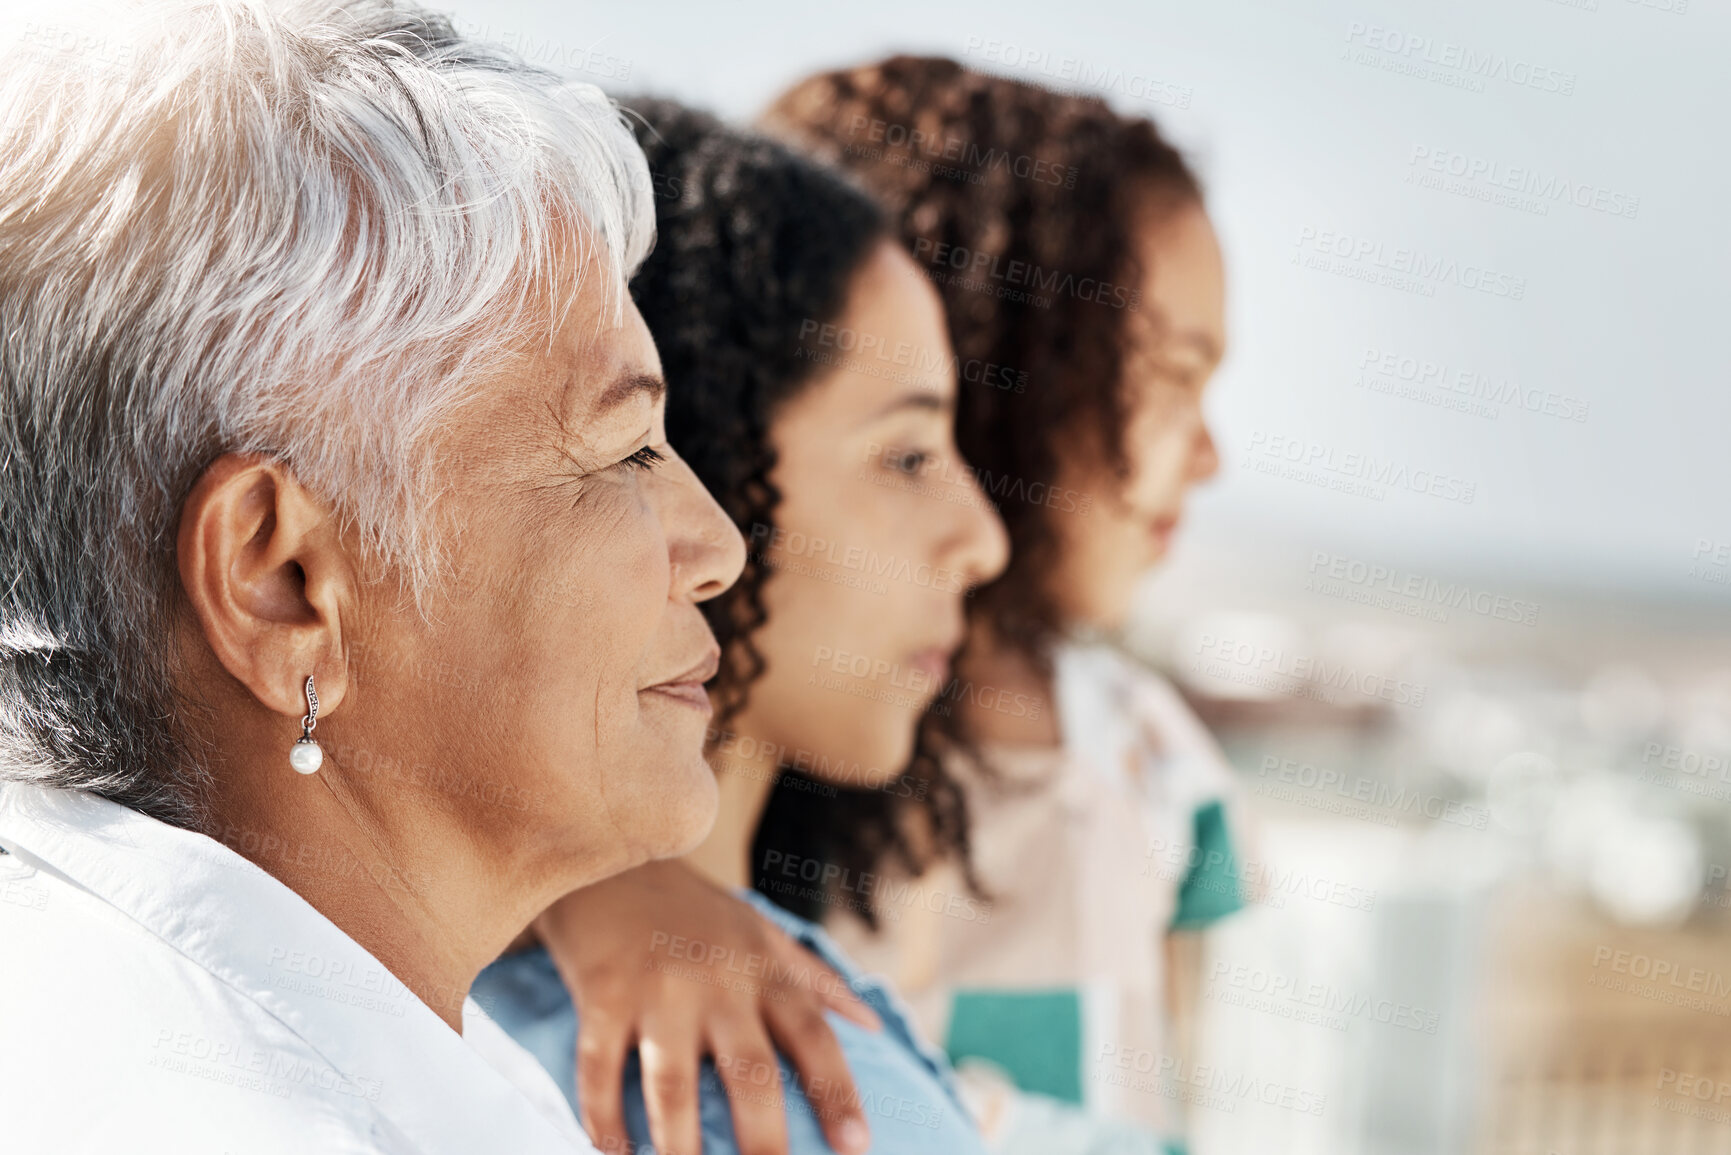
[
  {"left": 642, "top": 648, "right": 721, "bottom": 711},
  {"left": 908, "top": 648, "right": 951, "bottom": 689},
  {"left": 909, "top": 625, "right": 965, "bottom": 690}
]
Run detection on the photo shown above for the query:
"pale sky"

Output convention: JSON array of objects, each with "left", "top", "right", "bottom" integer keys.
[
  {"left": 10, "top": 0, "right": 1723, "bottom": 602},
  {"left": 435, "top": 0, "right": 1727, "bottom": 603}
]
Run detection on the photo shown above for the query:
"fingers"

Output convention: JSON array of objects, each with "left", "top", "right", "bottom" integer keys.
[
  {"left": 575, "top": 1021, "right": 631, "bottom": 1155},
  {"left": 639, "top": 1019, "right": 704, "bottom": 1155},
  {"left": 813, "top": 970, "right": 881, "bottom": 1032},
  {"left": 708, "top": 1026, "right": 790, "bottom": 1155},
  {"left": 769, "top": 925, "right": 881, "bottom": 1032},
  {"left": 764, "top": 995, "right": 871, "bottom": 1155}
]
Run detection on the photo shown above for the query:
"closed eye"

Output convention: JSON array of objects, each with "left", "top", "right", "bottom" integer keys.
[{"left": 619, "top": 444, "right": 666, "bottom": 471}]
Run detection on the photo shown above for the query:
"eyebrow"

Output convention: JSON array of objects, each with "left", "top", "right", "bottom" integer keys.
[
  {"left": 867, "top": 391, "right": 951, "bottom": 421},
  {"left": 594, "top": 371, "right": 668, "bottom": 413},
  {"left": 1174, "top": 330, "right": 1224, "bottom": 365}
]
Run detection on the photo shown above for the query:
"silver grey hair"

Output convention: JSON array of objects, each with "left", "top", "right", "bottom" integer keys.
[{"left": 0, "top": 0, "right": 655, "bottom": 827}]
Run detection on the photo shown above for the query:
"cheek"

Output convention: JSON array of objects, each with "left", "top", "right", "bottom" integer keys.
[
  {"left": 743, "top": 565, "right": 926, "bottom": 761},
  {"left": 504, "top": 491, "right": 671, "bottom": 740},
  {"left": 760, "top": 480, "right": 908, "bottom": 656},
  {"left": 587, "top": 512, "right": 673, "bottom": 720},
  {"left": 1040, "top": 502, "right": 1148, "bottom": 630},
  {"left": 755, "top": 641, "right": 922, "bottom": 786},
  {"left": 755, "top": 550, "right": 853, "bottom": 678},
  {"left": 1068, "top": 506, "right": 1145, "bottom": 578},
  {"left": 1123, "top": 427, "right": 1195, "bottom": 505},
  {"left": 809, "top": 698, "right": 917, "bottom": 785}
]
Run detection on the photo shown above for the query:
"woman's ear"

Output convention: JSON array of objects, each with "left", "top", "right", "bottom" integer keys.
[{"left": 175, "top": 453, "right": 353, "bottom": 722}]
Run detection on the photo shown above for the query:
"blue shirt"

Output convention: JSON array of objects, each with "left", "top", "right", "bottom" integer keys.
[{"left": 473, "top": 889, "right": 986, "bottom": 1155}]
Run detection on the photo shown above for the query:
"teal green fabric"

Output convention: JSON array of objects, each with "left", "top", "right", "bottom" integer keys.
[
  {"left": 946, "top": 988, "right": 1084, "bottom": 1104},
  {"left": 1170, "top": 800, "right": 1243, "bottom": 930}
]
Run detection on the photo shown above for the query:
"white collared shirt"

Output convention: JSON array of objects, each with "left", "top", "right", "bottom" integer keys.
[{"left": 0, "top": 780, "right": 595, "bottom": 1155}]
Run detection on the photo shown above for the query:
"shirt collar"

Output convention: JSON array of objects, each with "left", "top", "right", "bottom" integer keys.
[{"left": 0, "top": 780, "right": 585, "bottom": 1154}]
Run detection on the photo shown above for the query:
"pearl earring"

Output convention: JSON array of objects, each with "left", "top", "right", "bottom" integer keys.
[{"left": 289, "top": 675, "right": 323, "bottom": 775}]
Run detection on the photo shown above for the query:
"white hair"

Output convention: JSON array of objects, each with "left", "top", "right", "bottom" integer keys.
[{"left": 0, "top": 0, "right": 655, "bottom": 825}]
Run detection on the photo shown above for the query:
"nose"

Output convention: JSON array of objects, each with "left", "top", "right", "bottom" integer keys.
[
  {"left": 660, "top": 449, "right": 746, "bottom": 603},
  {"left": 945, "top": 459, "right": 1012, "bottom": 590},
  {"left": 1191, "top": 416, "right": 1221, "bottom": 484}
]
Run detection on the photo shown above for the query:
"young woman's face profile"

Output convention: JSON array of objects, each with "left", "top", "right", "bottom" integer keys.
[
  {"left": 727, "top": 240, "right": 1009, "bottom": 787},
  {"left": 1046, "top": 199, "right": 1226, "bottom": 632}
]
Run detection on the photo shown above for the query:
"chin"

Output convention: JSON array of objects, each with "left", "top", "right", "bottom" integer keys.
[
  {"left": 669, "top": 755, "right": 723, "bottom": 852},
  {"left": 1065, "top": 594, "right": 1128, "bottom": 636},
  {"left": 1077, "top": 569, "right": 1146, "bottom": 633},
  {"left": 825, "top": 713, "right": 919, "bottom": 791},
  {"left": 627, "top": 749, "right": 721, "bottom": 861}
]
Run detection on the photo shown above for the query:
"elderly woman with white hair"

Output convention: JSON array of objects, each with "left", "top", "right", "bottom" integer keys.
[{"left": 0, "top": 1, "right": 744, "bottom": 1151}]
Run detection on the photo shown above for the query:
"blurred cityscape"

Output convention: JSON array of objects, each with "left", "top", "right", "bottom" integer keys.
[{"left": 1131, "top": 536, "right": 1731, "bottom": 1154}]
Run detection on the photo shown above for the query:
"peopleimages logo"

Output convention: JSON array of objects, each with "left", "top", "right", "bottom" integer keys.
[
  {"left": 1191, "top": 629, "right": 1428, "bottom": 708},
  {"left": 1689, "top": 539, "right": 1731, "bottom": 587},
  {"left": 1589, "top": 946, "right": 1731, "bottom": 1010},
  {"left": 19, "top": 22, "right": 136, "bottom": 69},
  {"left": 748, "top": 522, "right": 970, "bottom": 595},
  {"left": 797, "top": 319, "right": 1028, "bottom": 394},
  {"left": 759, "top": 850, "right": 994, "bottom": 925},
  {"left": 1640, "top": 742, "right": 1731, "bottom": 783},
  {"left": 962, "top": 36, "right": 1194, "bottom": 109},
  {"left": 1244, "top": 430, "right": 1477, "bottom": 506},
  {"left": 1638, "top": 742, "right": 1731, "bottom": 804},
  {"left": 1342, "top": 22, "right": 1577, "bottom": 96},
  {"left": 1256, "top": 755, "right": 1490, "bottom": 829},
  {"left": 1092, "top": 1043, "right": 1328, "bottom": 1117},
  {"left": 445, "top": 22, "right": 633, "bottom": 81},
  {"left": 862, "top": 442, "right": 1094, "bottom": 517},
  {"left": 842, "top": 115, "right": 1078, "bottom": 189},
  {"left": 1144, "top": 839, "right": 1378, "bottom": 912},
  {"left": 1407, "top": 146, "right": 1640, "bottom": 220},
  {"left": 911, "top": 237, "right": 1141, "bottom": 311},
  {"left": 1293, "top": 227, "right": 1527, "bottom": 301},
  {"left": 1205, "top": 962, "right": 1441, "bottom": 1034},
  {"left": 1306, "top": 550, "right": 1540, "bottom": 627},
  {"left": 147, "top": 1029, "right": 385, "bottom": 1101},
  {"left": 1355, "top": 346, "right": 1589, "bottom": 423},
  {"left": 1658, "top": 1069, "right": 1731, "bottom": 1107}
]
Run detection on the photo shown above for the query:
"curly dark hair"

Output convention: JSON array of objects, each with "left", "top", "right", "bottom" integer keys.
[
  {"left": 623, "top": 98, "right": 975, "bottom": 924},
  {"left": 764, "top": 57, "right": 1203, "bottom": 666}
]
